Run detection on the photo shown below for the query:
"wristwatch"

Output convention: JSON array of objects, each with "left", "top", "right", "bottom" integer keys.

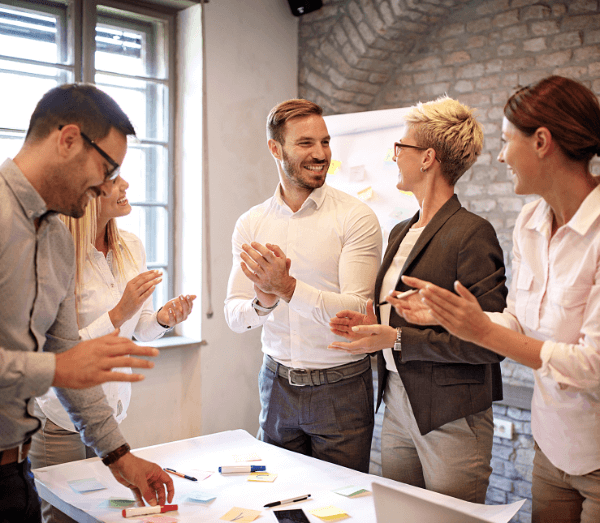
[
  {"left": 252, "top": 297, "right": 279, "bottom": 314},
  {"left": 393, "top": 327, "right": 402, "bottom": 352},
  {"left": 102, "top": 443, "right": 130, "bottom": 466}
]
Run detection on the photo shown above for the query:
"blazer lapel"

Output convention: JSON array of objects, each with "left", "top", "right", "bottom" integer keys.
[{"left": 397, "top": 194, "right": 462, "bottom": 285}]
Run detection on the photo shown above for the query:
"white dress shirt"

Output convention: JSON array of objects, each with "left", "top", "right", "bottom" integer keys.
[
  {"left": 487, "top": 185, "right": 600, "bottom": 475},
  {"left": 37, "top": 230, "right": 168, "bottom": 432},
  {"left": 224, "top": 183, "right": 382, "bottom": 369}
]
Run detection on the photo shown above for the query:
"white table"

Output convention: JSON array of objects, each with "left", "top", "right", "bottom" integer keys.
[{"left": 33, "top": 429, "right": 524, "bottom": 522}]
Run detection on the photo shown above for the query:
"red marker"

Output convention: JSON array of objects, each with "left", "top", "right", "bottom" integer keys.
[{"left": 122, "top": 505, "right": 178, "bottom": 518}]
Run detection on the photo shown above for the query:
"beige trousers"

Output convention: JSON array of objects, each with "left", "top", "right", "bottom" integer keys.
[{"left": 381, "top": 371, "right": 494, "bottom": 503}]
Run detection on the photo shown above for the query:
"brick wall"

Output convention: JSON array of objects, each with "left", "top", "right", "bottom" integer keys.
[{"left": 298, "top": 1, "right": 600, "bottom": 521}]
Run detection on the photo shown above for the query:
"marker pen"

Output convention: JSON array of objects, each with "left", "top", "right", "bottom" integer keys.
[
  {"left": 122, "top": 504, "right": 178, "bottom": 518},
  {"left": 219, "top": 465, "right": 266, "bottom": 474}
]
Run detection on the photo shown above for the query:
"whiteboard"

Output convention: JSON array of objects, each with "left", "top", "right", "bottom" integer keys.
[{"left": 324, "top": 107, "right": 420, "bottom": 243}]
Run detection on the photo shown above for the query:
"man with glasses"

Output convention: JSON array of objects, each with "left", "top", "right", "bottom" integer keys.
[
  {"left": 224, "top": 99, "right": 382, "bottom": 472},
  {"left": 0, "top": 84, "right": 174, "bottom": 523}
]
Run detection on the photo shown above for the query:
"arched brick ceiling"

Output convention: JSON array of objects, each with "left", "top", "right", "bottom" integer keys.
[{"left": 298, "top": 0, "right": 473, "bottom": 114}]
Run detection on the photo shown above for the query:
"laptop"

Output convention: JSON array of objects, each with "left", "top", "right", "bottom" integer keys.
[{"left": 372, "top": 482, "right": 492, "bottom": 523}]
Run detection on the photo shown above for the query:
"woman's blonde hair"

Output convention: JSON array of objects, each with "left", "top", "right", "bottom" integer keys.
[
  {"left": 404, "top": 95, "right": 483, "bottom": 186},
  {"left": 60, "top": 198, "right": 135, "bottom": 308}
]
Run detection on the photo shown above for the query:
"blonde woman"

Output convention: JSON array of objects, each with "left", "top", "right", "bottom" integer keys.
[
  {"left": 329, "top": 96, "right": 507, "bottom": 503},
  {"left": 30, "top": 175, "right": 195, "bottom": 523}
]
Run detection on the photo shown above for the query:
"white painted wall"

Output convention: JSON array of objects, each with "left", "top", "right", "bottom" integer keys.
[
  {"left": 198, "top": 0, "right": 298, "bottom": 436},
  {"left": 121, "top": 0, "right": 298, "bottom": 448}
]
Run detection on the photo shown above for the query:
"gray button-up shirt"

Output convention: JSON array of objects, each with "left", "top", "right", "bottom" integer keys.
[{"left": 0, "top": 158, "right": 125, "bottom": 456}]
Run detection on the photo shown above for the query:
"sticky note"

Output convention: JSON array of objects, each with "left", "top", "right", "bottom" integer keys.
[
  {"left": 328, "top": 160, "right": 341, "bottom": 175},
  {"left": 233, "top": 452, "right": 261, "bottom": 462},
  {"left": 108, "top": 497, "right": 135, "bottom": 508},
  {"left": 189, "top": 491, "right": 217, "bottom": 503},
  {"left": 248, "top": 472, "right": 277, "bottom": 482},
  {"left": 310, "top": 506, "right": 349, "bottom": 521},
  {"left": 220, "top": 507, "right": 261, "bottom": 521},
  {"left": 333, "top": 485, "right": 370, "bottom": 498},
  {"left": 357, "top": 186, "right": 373, "bottom": 201},
  {"left": 67, "top": 478, "right": 106, "bottom": 493},
  {"left": 141, "top": 517, "right": 177, "bottom": 523},
  {"left": 188, "top": 470, "right": 213, "bottom": 481}
]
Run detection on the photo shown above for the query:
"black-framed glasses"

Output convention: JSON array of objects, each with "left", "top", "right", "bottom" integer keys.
[
  {"left": 394, "top": 141, "right": 427, "bottom": 156},
  {"left": 58, "top": 125, "right": 120, "bottom": 181},
  {"left": 394, "top": 140, "right": 442, "bottom": 162}
]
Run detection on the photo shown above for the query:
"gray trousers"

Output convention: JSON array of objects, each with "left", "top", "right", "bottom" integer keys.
[
  {"left": 256, "top": 355, "right": 374, "bottom": 473},
  {"left": 29, "top": 403, "right": 95, "bottom": 523},
  {"left": 532, "top": 442, "right": 600, "bottom": 523},
  {"left": 381, "top": 371, "right": 493, "bottom": 503}
]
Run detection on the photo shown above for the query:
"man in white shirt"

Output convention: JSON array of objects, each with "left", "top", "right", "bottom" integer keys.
[{"left": 224, "top": 99, "right": 382, "bottom": 472}]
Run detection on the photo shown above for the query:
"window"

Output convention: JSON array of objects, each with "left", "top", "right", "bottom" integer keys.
[{"left": 0, "top": 0, "right": 174, "bottom": 308}]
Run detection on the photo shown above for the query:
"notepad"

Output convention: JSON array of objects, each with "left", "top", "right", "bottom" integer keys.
[
  {"left": 333, "top": 485, "right": 370, "bottom": 498},
  {"left": 188, "top": 491, "right": 217, "bottom": 503},
  {"left": 67, "top": 478, "right": 106, "bottom": 493},
  {"left": 220, "top": 507, "right": 261, "bottom": 521},
  {"left": 108, "top": 497, "right": 135, "bottom": 508},
  {"left": 310, "top": 506, "right": 349, "bottom": 521},
  {"left": 233, "top": 452, "right": 262, "bottom": 462},
  {"left": 248, "top": 472, "right": 277, "bottom": 482}
]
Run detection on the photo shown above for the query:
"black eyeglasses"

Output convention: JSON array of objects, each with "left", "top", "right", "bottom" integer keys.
[
  {"left": 394, "top": 141, "right": 441, "bottom": 162},
  {"left": 394, "top": 141, "right": 427, "bottom": 156},
  {"left": 58, "top": 125, "right": 120, "bottom": 181}
]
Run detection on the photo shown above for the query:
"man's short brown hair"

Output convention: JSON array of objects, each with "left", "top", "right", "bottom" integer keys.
[{"left": 266, "top": 98, "right": 323, "bottom": 145}]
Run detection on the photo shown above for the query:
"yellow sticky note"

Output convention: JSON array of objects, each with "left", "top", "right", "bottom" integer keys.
[
  {"left": 247, "top": 472, "right": 277, "bottom": 482},
  {"left": 328, "top": 159, "right": 342, "bottom": 175},
  {"left": 357, "top": 186, "right": 373, "bottom": 201},
  {"left": 384, "top": 148, "right": 395, "bottom": 162},
  {"left": 310, "top": 505, "right": 349, "bottom": 521},
  {"left": 220, "top": 507, "right": 261, "bottom": 522},
  {"left": 233, "top": 452, "right": 261, "bottom": 462}
]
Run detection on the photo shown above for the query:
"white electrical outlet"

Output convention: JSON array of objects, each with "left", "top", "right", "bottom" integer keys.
[{"left": 494, "top": 418, "right": 513, "bottom": 439}]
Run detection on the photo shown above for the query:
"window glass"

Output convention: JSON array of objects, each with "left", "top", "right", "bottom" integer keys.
[
  {"left": 95, "top": 4, "right": 172, "bottom": 311},
  {"left": 0, "top": 0, "right": 173, "bottom": 315},
  {"left": 0, "top": 2, "right": 71, "bottom": 159}
]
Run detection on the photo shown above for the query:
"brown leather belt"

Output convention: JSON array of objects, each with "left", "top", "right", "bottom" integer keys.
[
  {"left": 266, "top": 354, "right": 371, "bottom": 387},
  {"left": 0, "top": 439, "right": 31, "bottom": 466}
]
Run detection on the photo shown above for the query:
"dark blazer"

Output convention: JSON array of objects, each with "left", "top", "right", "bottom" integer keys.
[{"left": 376, "top": 195, "right": 507, "bottom": 435}]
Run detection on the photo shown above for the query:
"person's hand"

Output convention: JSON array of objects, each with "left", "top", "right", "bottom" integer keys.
[
  {"left": 110, "top": 270, "right": 163, "bottom": 328},
  {"left": 108, "top": 452, "right": 174, "bottom": 507},
  {"left": 156, "top": 294, "right": 197, "bottom": 328},
  {"left": 329, "top": 299, "right": 377, "bottom": 340},
  {"left": 240, "top": 242, "right": 295, "bottom": 302},
  {"left": 401, "top": 275, "right": 493, "bottom": 344},
  {"left": 328, "top": 324, "right": 397, "bottom": 354},
  {"left": 53, "top": 330, "right": 158, "bottom": 388},
  {"left": 387, "top": 283, "right": 437, "bottom": 326}
]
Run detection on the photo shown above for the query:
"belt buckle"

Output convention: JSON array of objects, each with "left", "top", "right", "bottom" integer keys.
[
  {"left": 288, "top": 368, "right": 308, "bottom": 387},
  {"left": 17, "top": 442, "right": 25, "bottom": 463}
]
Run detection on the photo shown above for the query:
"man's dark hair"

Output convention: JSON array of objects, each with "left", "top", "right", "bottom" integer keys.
[{"left": 25, "top": 83, "right": 135, "bottom": 143}]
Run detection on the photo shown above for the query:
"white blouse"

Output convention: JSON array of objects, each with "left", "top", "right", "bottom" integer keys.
[
  {"left": 37, "top": 230, "right": 168, "bottom": 432},
  {"left": 487, "top": 185, "right": 600, "bottom": 475}
]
